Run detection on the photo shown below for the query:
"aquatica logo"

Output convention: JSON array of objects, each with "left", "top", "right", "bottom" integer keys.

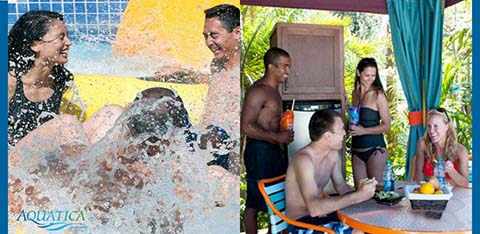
[{"left": 16, "top": 209, "right": 88, "bottom": 231}]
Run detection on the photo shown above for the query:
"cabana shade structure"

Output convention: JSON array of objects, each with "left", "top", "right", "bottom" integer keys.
[
  {"left": 241, "top": 0, "right": 464, "bottom": 179},
  {"left": 241, "top": 0, "right": 463, "bottom": 14}
]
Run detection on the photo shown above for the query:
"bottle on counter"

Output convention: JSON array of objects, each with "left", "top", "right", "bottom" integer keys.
[
  {"left": 434, "top": 158, "right": 446, "bottom": 186},
  {"left": 383, "top": 159, "right": 395, "bottom": 192}
]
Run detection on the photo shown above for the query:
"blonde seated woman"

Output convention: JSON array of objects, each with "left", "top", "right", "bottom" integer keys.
[{"left": 414, "top": 108, "right": 470, "bottom": 187}]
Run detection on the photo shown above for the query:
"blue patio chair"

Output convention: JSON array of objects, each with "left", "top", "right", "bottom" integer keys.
[{"left": 257, "top": 174, "right": 335, "bottom": 234}]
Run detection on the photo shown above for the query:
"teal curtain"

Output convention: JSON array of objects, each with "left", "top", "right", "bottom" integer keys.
[{"left": 387, "top": 0, "right": 444, "bottom": 180}]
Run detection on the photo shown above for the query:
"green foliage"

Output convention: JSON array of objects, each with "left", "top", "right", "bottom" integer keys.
[
  {"left": 333, "top": 12, "right": 385, "bottom": 40},
  {"left": 387, "top": 110, "right": 409, "bottom": 178},
  {"left": 440, "top": 1, "right": 472, "bottom": 153},
  {"left": 240, "top": 172, "right": 247, "bottom": 231},
  {"left": 384, "top": 71, "right": 409, "bottom": 178}
]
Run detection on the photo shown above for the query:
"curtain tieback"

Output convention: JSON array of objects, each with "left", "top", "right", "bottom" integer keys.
[{"left": 408, "top": 111, "right": 426, "bottom": 126}]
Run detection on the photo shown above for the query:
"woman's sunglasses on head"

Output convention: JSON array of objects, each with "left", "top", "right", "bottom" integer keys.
[{"left": 431, "top": 107, "right": 450, "bottom": 122}]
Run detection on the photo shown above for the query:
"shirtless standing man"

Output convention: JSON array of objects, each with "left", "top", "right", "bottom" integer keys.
[
  {"left": 285, "top": 109, "right": 376, "bottom": 234},
  {"left": 241, "top": 47, "right": 294, "bottom": 234}
]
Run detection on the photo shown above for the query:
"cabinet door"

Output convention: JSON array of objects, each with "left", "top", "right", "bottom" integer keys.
[{"left": 271, "top": 23, "right": 344, "bottom": 100}]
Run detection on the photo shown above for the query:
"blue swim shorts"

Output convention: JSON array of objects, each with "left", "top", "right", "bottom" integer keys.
[{"left": 287, "top": 212, "right": 352, "bottom": 234}]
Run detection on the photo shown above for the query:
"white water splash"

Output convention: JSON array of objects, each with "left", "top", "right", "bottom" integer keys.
[{"left": 9, "top": 99, "right": 239, "bottom": 233}]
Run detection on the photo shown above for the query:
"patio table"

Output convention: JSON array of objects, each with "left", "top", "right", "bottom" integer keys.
[{"left": 337, "top": 184, "right": 471, "bottom": 234}]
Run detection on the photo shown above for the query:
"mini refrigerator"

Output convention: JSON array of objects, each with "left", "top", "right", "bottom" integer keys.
[{"left": 283, "top": 100, "right": 344, "bottom": 194}]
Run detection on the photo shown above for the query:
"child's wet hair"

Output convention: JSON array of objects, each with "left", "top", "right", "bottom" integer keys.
[{"left": 126, "top": 88, "right": 191, "bottom": 141}]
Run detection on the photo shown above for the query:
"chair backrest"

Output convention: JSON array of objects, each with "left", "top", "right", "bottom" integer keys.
[{"left": 258, "top": 175, "right": 335, "bottom": 234}]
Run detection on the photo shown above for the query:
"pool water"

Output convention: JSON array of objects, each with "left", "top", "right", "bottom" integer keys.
[
  {"left": 67, "top": 40, "right": 152, "bottom": 77},
  {"left": 9, "top": 98, "right": 239, "bottom": 233}
]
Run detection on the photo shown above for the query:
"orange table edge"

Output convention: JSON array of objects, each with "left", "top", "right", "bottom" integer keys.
[
  {"left": 337, "top": 186, "right": 472, "bottom": 234},
  {"left": 337, "top": 210, "right": 471, "bottom": 234}
]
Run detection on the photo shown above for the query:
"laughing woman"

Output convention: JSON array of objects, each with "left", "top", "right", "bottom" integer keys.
[
  {"left": 8, "top": 10, "right": 122, "bottom": 157},
  {"left": 414, "top": 108, "right": 469, "bottom": 187}
]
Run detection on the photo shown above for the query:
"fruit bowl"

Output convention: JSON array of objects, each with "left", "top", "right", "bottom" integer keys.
[{"left": 405, "top": 184, "right": 453, "bottom": 218}]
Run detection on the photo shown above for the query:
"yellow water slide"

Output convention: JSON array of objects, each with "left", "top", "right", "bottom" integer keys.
[
  {"left": 61, "top": 1, "right": 238, "bottom": 125},
  {"left": 61, "top": 74, "right": 208, "bottom": 125},
  {"left": 112, "top": 0, "right": 239, "bottom": 70}
]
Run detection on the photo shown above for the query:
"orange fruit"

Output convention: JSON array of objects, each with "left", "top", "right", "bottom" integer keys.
[
  {"left": 434, "top": 189, "right": 444, "bottom": 194},
  {"left": 419, "top": 182, "right": 435, "bottom": 194}
]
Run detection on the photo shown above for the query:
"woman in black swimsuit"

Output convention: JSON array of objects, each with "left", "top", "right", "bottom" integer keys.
[
  {"left": 8, "top": 10, "right": 123, "bottom": 157},
  {"left": 349, "top": 58, "right": 391, "bottom": 189}
]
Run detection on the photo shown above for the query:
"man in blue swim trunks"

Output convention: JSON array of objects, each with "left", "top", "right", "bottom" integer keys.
[
  {"left": 241, "top": 47, "right": 294, "bottom": 234},
  {"left": 285, "top": 109, "right": 376, "bottom": 234}
]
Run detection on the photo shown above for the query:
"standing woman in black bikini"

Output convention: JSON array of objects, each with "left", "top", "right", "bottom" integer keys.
[{"left": 349, "top": 58, "right": 391, "bottom": 189}]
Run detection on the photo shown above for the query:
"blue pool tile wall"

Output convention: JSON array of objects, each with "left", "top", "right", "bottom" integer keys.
[{"left": 8, "top": 0, "right": 129, "bottom": 42}]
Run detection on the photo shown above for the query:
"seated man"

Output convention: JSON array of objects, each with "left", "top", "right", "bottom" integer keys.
[{"left": 285, "top": 109, "right": 376, "bottom": 234}]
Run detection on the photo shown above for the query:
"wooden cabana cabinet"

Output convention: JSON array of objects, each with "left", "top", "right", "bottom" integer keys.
[{"left": 270, "top": 22, "right": 345, "bottom": 102}]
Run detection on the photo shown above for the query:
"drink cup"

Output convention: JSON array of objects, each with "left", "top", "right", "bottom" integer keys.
[
  {"left": 349, "top": 106, "right": 360, "bottom": 126},
  {"left": 281, "top": 110, "right": 294, "bottom": 132}
]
